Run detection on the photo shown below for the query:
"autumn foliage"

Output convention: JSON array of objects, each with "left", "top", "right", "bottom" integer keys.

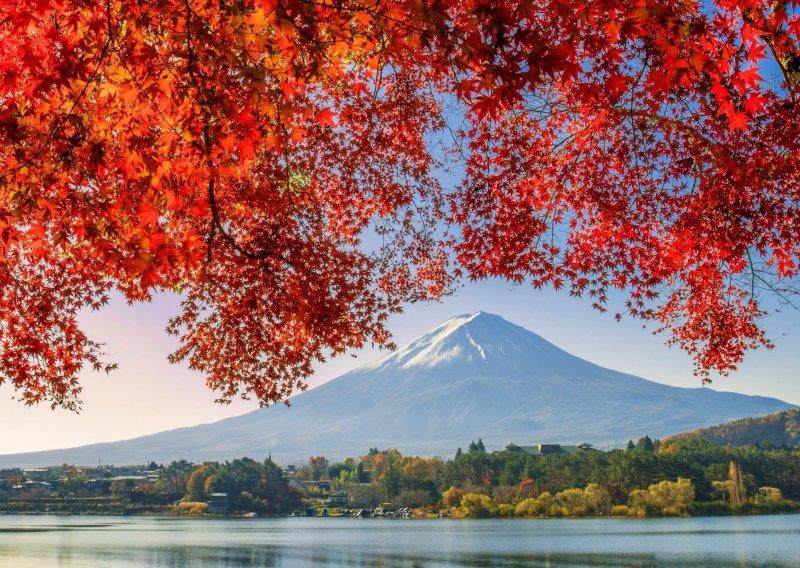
[{"left": 1, "top": 0, "right": 799, "bottom": 408}]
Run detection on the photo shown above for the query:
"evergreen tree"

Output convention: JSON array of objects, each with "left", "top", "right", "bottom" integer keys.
[{"left": 635, "top": 436, "right": 655, "bottom": 453}]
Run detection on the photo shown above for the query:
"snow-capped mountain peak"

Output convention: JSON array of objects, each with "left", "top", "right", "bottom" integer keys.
[{"left": 364, "top": 311, "right": 567, "bottom": 373}]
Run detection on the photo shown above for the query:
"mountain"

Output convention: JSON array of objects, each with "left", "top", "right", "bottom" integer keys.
[
  {"left": 665, "top": 409, "right": 800, "bottom": 447},
  {"left": 0, "top": 312, "right": 795, "bottom": 467}
]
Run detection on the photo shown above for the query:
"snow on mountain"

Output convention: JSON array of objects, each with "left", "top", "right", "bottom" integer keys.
[
  {"left": 0, "top": 312, "right": 795, "bottom": 467},
  {"left": 366, "top": 312, "right": 562, "bottom": 372}
]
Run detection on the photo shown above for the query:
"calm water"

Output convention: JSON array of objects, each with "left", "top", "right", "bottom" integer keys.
[{"left": 1, "top": 514, "right": 798, "bottom": 567}]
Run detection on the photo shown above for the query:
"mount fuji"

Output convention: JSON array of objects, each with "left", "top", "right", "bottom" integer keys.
[{"left": 0, "top": 312, "right": 794, "bottom": 467}]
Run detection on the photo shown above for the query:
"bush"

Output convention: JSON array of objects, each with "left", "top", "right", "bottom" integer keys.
[
  {"left": 754, "top": 487, "right": 783, "bottom": 504},
  {"left": 610, "top": 505, "right": 632, "bottom": 517},
  {"left": 442, "top": 487, "right": 465, "bottom": 508},
  {"left": 173, "top": 501, "right": 208, "bottom": 515},
  {"left": 514, "top": 492, "right": 554, "bottom": 517},
  {"left": 495, "top": 503, "right": 516, "bottom": 517},
  {"left": 460, "top": 493, "right": 494, "bottom": 518},
  {"left": 649, "top": 478, "right": 694, "bottom": 515},
  {"left": 556, "top": 488, "right": 589, "bottom": 517},
  {"left": 628, "top": 489, "right": 652, "bottom": 514},
  {"left": 552, "top": 484, "right": 611, "bottom": 517},
  {"left": 629, "top": 478, "right": 694, "bottom": 516},
  {"left": 583, "top": 483, "right": 612, "bottom": 516},
  {"left": 515, "top": 498, "right": 537, "bottom": 517}
]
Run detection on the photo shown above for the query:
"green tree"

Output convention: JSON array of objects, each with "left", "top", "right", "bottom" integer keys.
[
  {"left": 382, "top": 466, "right": 402, "bottom": 499},
  {"left": 635, "top": 436, "right": 655, "bottom": 453},
  {"left": 257, "top": 458, "right": 300, "bottom": 514},
  {"left": 305, "top": 457, "right": 330, "bottom": 481},
  {"left": 327, "top": 457, "right": 356, "bottom": 481},
  {"left": 155, "top": 460, "right": 196, "bottom": 497},
  {"left": 60, "top": 465, "right": 88, "bottom": 496}
]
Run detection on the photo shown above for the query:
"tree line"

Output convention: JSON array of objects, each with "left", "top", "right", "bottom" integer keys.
[
  {"left": 314, "top": 437, "right": 800, "bottom": 516},
  {"left": 0, "top": 458, "right": 300, "bottom": 515},
  {"left": 2, "top": 437, "right": 799, "bottom": 517}
]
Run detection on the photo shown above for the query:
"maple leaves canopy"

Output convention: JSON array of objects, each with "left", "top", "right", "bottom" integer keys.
[{"left": 1, "top": 0, "right": 799, "bottom": 409}]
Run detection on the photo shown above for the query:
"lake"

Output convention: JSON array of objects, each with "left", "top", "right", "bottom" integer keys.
[{"left": 1, "top": 514, "right": 798, "bottom": 567}]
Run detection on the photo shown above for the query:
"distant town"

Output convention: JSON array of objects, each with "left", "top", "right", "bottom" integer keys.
[{"left": 2, "top": 435, "right": 799, "bottom": 519}]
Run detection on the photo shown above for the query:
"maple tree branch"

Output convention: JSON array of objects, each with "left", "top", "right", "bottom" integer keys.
[
  {"left": 135, "top": 0, "right": 183, "bottom": 84},
  {"left": 184, "top": 0, "right": 203, "bottom": 104},
  {"left": 275, "top": 0, "right": 337, "bottom": 68},
  {"left": 203, "top": 221, "right": 218, "bottom": 286},
  {"left": 737, "top": 3, "right": 798, "bottom": 99},
  {"left": 743, "top": 248, "right": 800, "bottom": 309},
  {"left": 623, "top": 106, "right": 727, "bottom": 161},
  {"left": 181, "top": 2, "right": 293, "bottom": 269},
  {"left": 6, "top": 23, "right": 111, "bottom": 179},
  {"left": 206, "top": 176, "right": 293, "bottom": 267}
]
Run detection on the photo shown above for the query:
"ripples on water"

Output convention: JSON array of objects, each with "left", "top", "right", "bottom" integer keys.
[{"left": 0, "top": 515, "right": 797, "bottom": 567}]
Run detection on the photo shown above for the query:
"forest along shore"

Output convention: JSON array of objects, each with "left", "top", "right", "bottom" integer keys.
[{"left": 2, "top": 437, "right": 799, "bottom": 518}]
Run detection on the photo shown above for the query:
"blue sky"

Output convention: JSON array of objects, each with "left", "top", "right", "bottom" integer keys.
[{"left": 1, "top": 279, "right": 799, "bottom": 456}]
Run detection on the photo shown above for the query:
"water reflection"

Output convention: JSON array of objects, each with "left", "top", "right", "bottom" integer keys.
[
  {"left": 147, "top": 545, "right": 281, "bottom": 567},
  {"left": 0, "top": 515, "right": 797, "bottom": 567},
  {"left": 59, "top": 546, "right": 793, "bottom": 567}
]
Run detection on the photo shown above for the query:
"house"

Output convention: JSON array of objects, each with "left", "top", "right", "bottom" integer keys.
[
  {"left": 504, "top": 442, "right": 598, "bottom": 456},
  {"left": 22, "top": 468, "right": 51, "bottom": 482},
  {"left": 207, "top": 493, "right": 231, "bottom": 515},
  {"left": 326, "top": 492, "right": 349, "bottom": 508},
  {"left": 11, "top": 480, "right": 53, "bottom": 493}
]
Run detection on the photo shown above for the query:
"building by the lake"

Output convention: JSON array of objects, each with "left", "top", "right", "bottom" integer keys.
[
  {"left": 207, "top": 493, "right": 230, "bottom": 514},
  {"left": 504, "top": 442, "right": 597, "bottom": 456}
]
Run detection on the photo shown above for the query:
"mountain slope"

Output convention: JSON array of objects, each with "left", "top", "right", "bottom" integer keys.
[
  {"left": 665, "top": 409, "right": 800, "bottom": 447},
  {"left": 0, "top": 312, "right": 795, "bottom": 467}
]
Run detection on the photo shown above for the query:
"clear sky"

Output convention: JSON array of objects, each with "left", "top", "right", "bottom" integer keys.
[{"left": 2, "top": 279, "right": 799, "bottom": 456}]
